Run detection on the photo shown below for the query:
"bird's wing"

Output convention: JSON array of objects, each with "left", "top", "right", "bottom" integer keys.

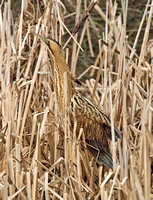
[
  {"left": 85, "top": 139, "right": 113, "bottom": 170},
  {"left": 99, "top": 114, "right": 122, "bottom": 141},
  {"left": 70, "top": 91, "right": 121, "bottom": 169},
  {"left": 72, "top": 91, "right": 121, "bottom": 141}
]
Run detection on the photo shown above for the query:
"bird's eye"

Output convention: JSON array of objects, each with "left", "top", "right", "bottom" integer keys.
[
  {"left": 50, "top": 48, "right": 53, "bottom": 54},
  {"left": 71, "top": 101, "right": 73, "bottom": 111}
]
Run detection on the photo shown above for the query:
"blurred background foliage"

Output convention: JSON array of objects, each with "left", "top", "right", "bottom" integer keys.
[{"left": 10, "top": 0, "right": 151, "bottom": 78}]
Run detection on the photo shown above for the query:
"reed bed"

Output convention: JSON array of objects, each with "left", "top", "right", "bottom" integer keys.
[{"left": 0, "top": 0, "right": 153, "bottom": 199}]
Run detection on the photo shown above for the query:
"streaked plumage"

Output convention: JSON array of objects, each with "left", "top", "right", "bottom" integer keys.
[{"left": 35, "top": 34, "right": 121, "bottom": 169}]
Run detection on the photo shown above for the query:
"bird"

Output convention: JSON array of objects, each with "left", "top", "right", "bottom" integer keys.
[{"left": 35, "top": 34, "right": 122, "bottom": 170}]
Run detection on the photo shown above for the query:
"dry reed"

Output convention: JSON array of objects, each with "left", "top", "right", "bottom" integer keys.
[{"left": 0, "top": 0, "right": 153, "bottom": 199}]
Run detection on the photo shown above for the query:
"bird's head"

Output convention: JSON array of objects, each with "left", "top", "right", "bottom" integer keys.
[{"left": 34, "top": 33, "right": 63, "bottom": 57}]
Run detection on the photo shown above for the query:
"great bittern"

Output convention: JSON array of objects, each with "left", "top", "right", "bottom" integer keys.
[{"left": 35, "top": 34, "right": 121, "bottom": 170}]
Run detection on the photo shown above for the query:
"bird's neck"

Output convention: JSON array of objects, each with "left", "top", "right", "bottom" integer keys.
[{"left": 53, "top": 55, "right": 73, "bottom": 115}]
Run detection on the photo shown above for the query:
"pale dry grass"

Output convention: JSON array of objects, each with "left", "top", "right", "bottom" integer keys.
[{"left": 0, "top": 0, "right": 153, "bottom": 199}]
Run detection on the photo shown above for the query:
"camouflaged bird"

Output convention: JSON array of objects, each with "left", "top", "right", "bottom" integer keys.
[{"left": 35, "top": 34, "right": 121, "bottom": 170}]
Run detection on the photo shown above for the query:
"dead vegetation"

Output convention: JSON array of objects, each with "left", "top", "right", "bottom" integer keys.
[{"left": 0, "top": 0, "right": 153, "bottom": 199}]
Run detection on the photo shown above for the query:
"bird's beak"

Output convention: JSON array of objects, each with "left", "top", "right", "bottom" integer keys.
[{"left": 33, "top": 33, "right": 49, "bottom": 46}]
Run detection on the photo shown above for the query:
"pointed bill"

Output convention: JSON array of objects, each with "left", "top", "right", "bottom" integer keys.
[{"left": 33, "top": 33, "right": 49, "bottom": 46}]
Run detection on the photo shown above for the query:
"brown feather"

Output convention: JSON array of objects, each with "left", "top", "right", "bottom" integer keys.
[{"left": 36, "top": 34, "right": 122, "bottom": 169}]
